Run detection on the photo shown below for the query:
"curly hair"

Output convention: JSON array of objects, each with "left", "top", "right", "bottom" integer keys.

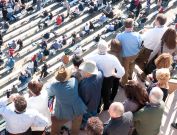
[
  {"left": 87, "top": 117, "right": 103, "bottom": 135},
  {"left": 155, "top": 53, "right": 173, "bottom": 69},
  {"left": 156, "top": 68, "right": 170, "bottom": 88},
  {"left": 124, "top": 80, "right": 149, "bottom": 107}
]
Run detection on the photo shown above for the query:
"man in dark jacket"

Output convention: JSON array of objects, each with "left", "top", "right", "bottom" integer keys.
[
  {"left": 103, "top": 102, "right": 133, "bottom": 135},
  {"left": 78, "top": 60, "right": 103, "bottom": 130}
]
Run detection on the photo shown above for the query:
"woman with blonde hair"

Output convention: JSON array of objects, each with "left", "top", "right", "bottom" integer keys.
[{"left": 147, "top": 68, "right": 170, "bottom": 102}]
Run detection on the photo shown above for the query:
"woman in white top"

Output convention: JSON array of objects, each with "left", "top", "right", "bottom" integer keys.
[{"left": 27, "top": 81, "right": 51, "bottom": 135}]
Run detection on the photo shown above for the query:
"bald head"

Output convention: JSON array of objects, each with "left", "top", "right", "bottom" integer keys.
[
  {"left": 108, "top": 102, "right": 124, "bottom": 118},
  {"left": 149, "top": 87, "right": 164, "bottom": 104}
]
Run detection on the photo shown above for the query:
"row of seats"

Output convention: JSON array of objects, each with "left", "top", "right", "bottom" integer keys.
[{"left": 0, "top": 1, "right": 120, "bottom": 96}]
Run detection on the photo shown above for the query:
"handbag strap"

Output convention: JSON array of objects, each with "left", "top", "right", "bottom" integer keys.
[{"left": 160, "top": 40, "right": 164, "bottom": 54}]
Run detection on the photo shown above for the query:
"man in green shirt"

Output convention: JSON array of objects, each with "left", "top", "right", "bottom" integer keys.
[{"left": 133, "top": 87, "right": 165, "bottom": 135}]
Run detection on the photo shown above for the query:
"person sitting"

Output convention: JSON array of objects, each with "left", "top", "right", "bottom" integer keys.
[
  {"left": 136, "top": 11, "right": 147, "bottom": 28},
  {"left": 40, "top": 41, "right": 47, "bottom": 50},
  {"left": 50, "top": 40, "right": 62, "bottom": 54},
  {"left": 14, "top": 2, "right": 21, "bottom": 14},
  {"left": 70, "top": 7, "right": 80, "bottom": 19},
  {"left": 48, "top": 12, "right": 53, "bottom": 20},
  {"left": 8, "top": 40, "right": 16, "bottom": 49},
  {"left": 103, "top": 102, "right": 133, "bottom": 135},
  {"left": 89, "top": 21, "right": 95, "bottom": 31},
  {"left": 61, "top": 35, "right": 67, "bottom": 46},
  {"left": 70, "top": 32, "right": 78, "bottom": 46},
  {"left": 47, "top": 67, "right": 87, "bottom": 135},
  {"left": 88, "top": 5, "right": 94, "bottom": 14},
  {"left": 0, "top": 56, "right": 4, "bottom": 66},
  {"left": 133, "top": 87, "right": 165, "bottom": 135},
  {"left": 42, "top": 47, "right": 50, "bottom": 61},
  {"left": 103, "top": 3, "right": 113, "bottom": 18},
  {"left": 98, "top": 13, "right": 107, "bottom": 25},
  {"left": 123, "top": 80, "right": 149, "bottom": 112},
  {"left": 147, "top": 68, "right": 170, "bottom": 102},
  {"left": 56, "top": 15, "right": 63, "bottom": 26},
  {"left": 18, "top": 70, "right": 31, "bottom": 88},
  {"left": 37, "top": 51, "right": 44, "bottom": 62},
  {"left": 6, "top": 6, "right": 16, "bottom": 22},
  {"left": 8, "top": 46, "right": 15, "bottom": 57},
  {"left": 105, "top": 23, "right": 115, "bottom": 33},
  {"left": 5, "top": 57, "right": 15, "bottom": 70},
  {"left": 43, "top": 33, "right": 50, "bottom": 41},
  {"left": 27, "top": 81, "right": 51, "bottom": 135},
  {"left": 78, "top": 1, "right": 84, "bottom": 11},
  {"left": 87, "top": 117, "right": 103, "bottom": 135},
  {"left": 0, "top": 94, "right": 48, "bottom": 135},
  {"left": 94, "top": 34, "right": 101, "bottom": 43},
  {"left": 84, "top": 23, "right": 90, "bottom": 34}
]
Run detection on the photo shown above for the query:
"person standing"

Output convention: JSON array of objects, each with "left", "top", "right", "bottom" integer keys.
[
  {"left": 88, "top": 40, "right": 125, "bottom": 111},
  {"left": 47, "top": 67, "right": 87, "bottom": 135},
  {"left": 133, "top": 87, "right": 164, "bottom": 135},
  {"left": 27, "top": 81, "right": 51, "bottom": 135},
  {"left": 116, "top": 18, "right": 142, "bottom": 86},
  {"left": 0, "top": 94, "right": 48, "bottom": 135},
  {"left": 78, "top": 61, "right": 103, "bottom": 129},
  {"left": 135, "top": 14, "right": 167, "bottom": 79},
  {"left": 108, "top": 39, "right": 122, "bottom": 102},
  {"left": 40, "top": 63, "right": 48, "bottom": 78},
  {"left": 103, "top": 102, "right": 133, "bottom": 135}
]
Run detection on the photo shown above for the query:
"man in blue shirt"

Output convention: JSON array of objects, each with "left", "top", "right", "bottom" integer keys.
[
  {"left": 78, "top": 60, "right": 103, "bottom": 130},
  {"left": 116, "top": 18, "right": 142, "bottom": 86}
]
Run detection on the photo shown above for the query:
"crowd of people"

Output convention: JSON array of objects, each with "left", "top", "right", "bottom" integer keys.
[{"left": 0, "top": 0, "right": 177, "bottom": 135}]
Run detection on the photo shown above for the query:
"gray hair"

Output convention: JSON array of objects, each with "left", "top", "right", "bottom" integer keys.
[{"left": 149, "top": 87, "right": 164, "bottom": 104}]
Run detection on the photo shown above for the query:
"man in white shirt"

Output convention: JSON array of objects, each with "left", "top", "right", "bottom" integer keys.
[
  {"left": 135, "top": 14, "right": 167, "bottom": 80},
  {"left": 0, "top": 94, "right": 48, "bottom": 135},
  {"left": 88, "top": 40, "right": 125, "bottom": 111}
]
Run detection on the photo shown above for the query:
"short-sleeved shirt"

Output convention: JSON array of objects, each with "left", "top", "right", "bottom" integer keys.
[{"left": 116, "top": 31, "right": 142, "bottom": 57}]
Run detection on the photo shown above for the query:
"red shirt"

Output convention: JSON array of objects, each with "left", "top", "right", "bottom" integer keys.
[
  {"left": 31, "top": 54, "right": 37, "bottom": 62},
  {"left": 56, "top": 16, "right": 62, "bottom": 25}
]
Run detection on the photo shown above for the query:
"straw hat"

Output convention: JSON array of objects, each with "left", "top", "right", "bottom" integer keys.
[
  {"left": 79, "top": 61, "right": 98, "bottom": 75},
  {"left": 55, "top": 67, "right": 71, "bottom": 82}
]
